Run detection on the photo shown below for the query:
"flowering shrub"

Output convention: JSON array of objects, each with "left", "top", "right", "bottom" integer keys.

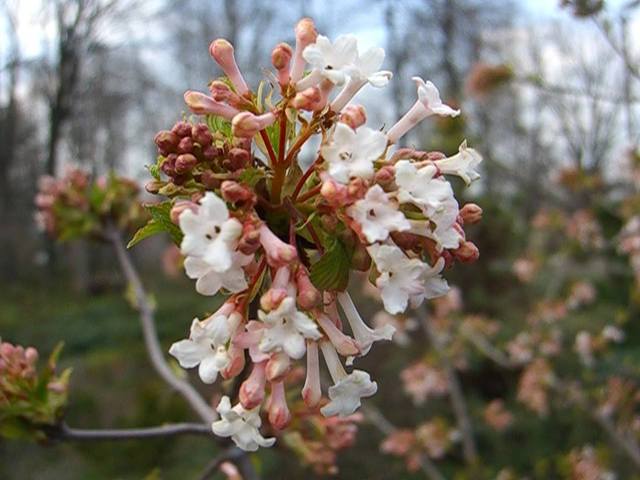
[
  {"left": 0, "top": 341, "right": 70, "bottom": 441},
  {"left": 35, "top": 168, "right": 147, "bottom": 242},
  {"left": 132, "top": 17, "right": 482, "bottom": 451}
]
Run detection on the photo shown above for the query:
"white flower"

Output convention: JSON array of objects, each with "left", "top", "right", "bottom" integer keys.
[
  {"left": 368, "top": 243, "right": 449, "bottom": 314},
  {"left": 337, "top": 292, "right": 395, "bottom": 355},
  {"left": 435, "top": 141, "right": 482, "bottom": 185},
  {"left": 395, "top": 160, "right": 462, "bottom": 250},
  {"left": 321, "top": 370, "right": 378, "bottom": 417},
  {"left": 413, "top": 77, "right": 460, "bottom": 117},
  {"left": 180, "top": 192, "right": 251, "bottom": 296},
  {"left": 319, "top": 341, "right": 377, "bottom": 417},
  {"left": 330, "top": 47, "right": 392, "bottom": 112},
  {"left": 301, "top": 34, "right": 358, "bottom": 86},
  {"left": 258, "top": 297, "right": 322, "bottom": 359},
  {"left": 351, "top": 47, "right": 392, "bottom": 87},
  {"left": 347, "top": 185, "right": 410, "bottom": 243},
  {"left": 169, "top": 312, "right": 241, "bottom": 383},
  {"left": 321, "top": 123, "right": 387, "bottom": 184},
  {"left": 180, "top": 192, "right": 241, "bottom": 268},
  {"left": 183, "top": 253, "right": 252, "bottom": 296},
  {"left": 395, "top": 161, "right": 454, "bottom": 215},
  {"left": 211, "top": 396, "right": 276, "bottom": 451},
  {"left": 386, "top": 78, "right": 459, "bottom": 143}
]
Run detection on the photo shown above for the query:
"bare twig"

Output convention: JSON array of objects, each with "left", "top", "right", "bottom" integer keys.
[
  {"left": 553, "top": 382, "right": 640, "bottom": 470},
  {"left": 53, "top": 422, "right": 212, "bottom": 441},
  {"left": 362, "top": 404, "right": 447, "bottom": 480},
  {"left": 198, "top": 446, "right": 248, "bottom": 480},
  {"left": 107, "top": 228, "right": 215, "bottom": 423},
  {"left": 421, "top": 306, "right": 478, "bottom": 466}
]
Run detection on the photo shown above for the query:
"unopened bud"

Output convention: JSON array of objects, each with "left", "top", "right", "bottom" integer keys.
[
  {"left": 266, "top": 381, "right": 291, "bottom": 429},
  {"left": 374, "top": 165, "right": 396, "bottom": 189},
  {"left": 238, "top": 222, "right": 261, "bottom": 255},
  {"left": 221, "top": 180, "right": 256, "bottom": 207},
  {"left": 25, "top": 347, "right": 38, "bottom": 365},
  {"left": 260, "top": 288, "right": 288, "bottom": 311},
  {"left": 221, "top": 343, "right": 245, "bottom": 380},
  {"left": 291, "top": 18, "right": 318, "bottom": 83},
  {"left": 295, "top": 268, "right": 321, "bottom": 309},
  {"left": 340, "top": 105, "right": 367, "bottom": 129},
  {"left": 177, "top": 136, "right": 194, "bottom": 154},
  {"left": 272, "top": 42, "right": 293, "bottom": 86},
  {"left": 453, "top": 241, "right": 480, "bottom": 263},
  {"left": 291, "top": 87, "right": 322, "bottom": 111},
  {"left": 154, "top": 130, "right": 180, "bottom": 155},
  {"left": 224, "top": 148, "right": 251, "bottom": 171},
  {"left": 209, "top": 80, "right": 232, "bottom": 102},
  {"left": 145, "top": 180, "right": 164, "bottom": 194},
  {"left": 161, "top": 154, "right": 177, "bottom": 176},
  {"left": 266, "top": 352, "right": 291, "bottom": 382},
  {"left": 239, "top": 361, "right": 267, "bottom": 409},
  {"left": 171, "top": 121, "right": 192, "bottom": 138},
  {"left": 191, "top": 124, "right": 213, "bottom": 146},
  {"left": 209, "top": 39, "right": 249, "bottom": 95},
  {"left": 202, "top": 145, "right": 217, "bottom": 162},
  {"left": 170, "top": 200, "right": 198, "bottom": 224},
  {"left": 200, "top": 171, "right": 221, "bottom": 190},
  {"left": 232, "top": 111, "right": 277, "bottom": 138},
  {"left": 175, "top": 153, "right": 197, "bottom": 174},
  {"left": 460, "top": 203, "right": 483, "bottom": 224}
]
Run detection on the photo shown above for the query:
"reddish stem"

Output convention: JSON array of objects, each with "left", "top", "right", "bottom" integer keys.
[
  {"left": 291, "top": 156, "right": 322, "bottom": 202},
  {"left": 259, "top": 129, "right": 278, "bottom": 167},
  {"left": 277, "top": 112, "right": 287, "bottom": 166},
  {"left": 295, "top": 184, "right": 322, "bottom": 204}
]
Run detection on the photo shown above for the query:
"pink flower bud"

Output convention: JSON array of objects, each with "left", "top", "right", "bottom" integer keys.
[
  {"left": 191, "top": 124, "right": 213, "bottom": 146},
  {"left": 239, "top": 361, "right": 267, "bottom": 409},
  {"left": 171, "top": 121, "right": 192, "bottom": 138},
  {"left": 238, "top": 220, "right": 261, "bottom": 255},
  {"left": 223, "top": 148, "right": 251, "bottom": 171},
  {"left": 302, "top": 340, "right": 322, "bottom": 407},
  {"left": 183, "top": 91, "right": 239, "bottom": 120},
  {"left": 266, "top": 352, "right": 291, "bottom": 382},
  {"left": 295, "top": 268, "right": 321, "bottom": 310},
  {"left": 460, "top": 203, "right": 483, "bottom": 224},
  {"left": 231, "top": 111, "right": 277, "bottom": 138},
  {"left": 374, "top": 165, "right": 396, "bottom": 189},
  {"left": 317, "top": 314, "right": 360, "bottom": 356},
  {"left": 221, "top": 342, "right": 245, "bottom": 380},
  {"left": 340, "top": 105, "right": 367, "bottom": 129},
  {"left": 170, "top": 200, "right": 198, "bottom": 224},
  {"left": 291, "top": 18, "right": 318, "bottom": 83},
  {"left": 25, "top": 347, "right": 38, "bottom": 365},
  {"left": 175, "top": 153, "right": 197, "bottom": 174},
  {"left": 176, "top": 137, "right": 194, "bottom": 154},
  {"left": 209, "top": 39, "right": 250, "bottom": 95},
  {"left": 209, "top": 80, "right": 233, "bottom": 102},
  {"left": 291, "top": 87, "right": 322, "bottom": 111},
  {"left": 154, "top": 130, "right": 180, "bottom": 155},
  {"left": 221, "top": 180, "right": 256, "bottom": 207},
  {"left": 260, "top": 288, "right": 288, "bottom": 311},
  {"left": 267, "top": 381, "right": 291, "bottom": 430},
  {"left": 453, "top": 241, "right": 480, "bottom": 263},
  {"left": 259, "top": 224, "right": 297, "bottom": 267},
  {"left": 271, "top": 42, "right": 293, "bottom": 86},
  {"left": 145, "top": 181, "right": 163, "bottom": 194}
]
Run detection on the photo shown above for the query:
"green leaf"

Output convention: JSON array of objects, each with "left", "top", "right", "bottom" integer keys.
[
  {"left": 127, "top": 202, "right": 183, "bottom": 248},
  {"left": 309, "top": 239, "right": 351, "bottom": 291},
  {"left": 147, "top": 162, "right": 161, "bottom": 181},
  {"left": 239, "top": 166, "right": 267, "bottom": 189},
  {"left": 206, "top": 114, "right": 232, "bottom": 139}
]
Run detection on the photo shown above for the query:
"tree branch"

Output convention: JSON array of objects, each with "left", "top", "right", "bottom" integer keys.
[
  {"left": 420, "top": 306, "right": 478, "bottom": 466},
  {"left": 52, "top": 422, "right": 212, "bottom": 441},
  {"left": 107, "top": 228, "right": 215, "bottom": 423},
  {"left": 362, "top": 404, "right": 447, "bottom": 480}
]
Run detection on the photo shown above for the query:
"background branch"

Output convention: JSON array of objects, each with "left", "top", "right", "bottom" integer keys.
[
  {"left": 52, "top": 422, "right": 212, "bottom": 441},
  {"left": 362, "top": 405, "right": 447, "bottom": 480}
]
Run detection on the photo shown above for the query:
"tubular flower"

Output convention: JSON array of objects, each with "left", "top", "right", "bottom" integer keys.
[{"left": 137, "top": 18, "right": 482, "bottom": 451}]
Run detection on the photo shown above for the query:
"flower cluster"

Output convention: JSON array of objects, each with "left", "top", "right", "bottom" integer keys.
[
  {"left": 35, "top": 168, "right": 146, "bottom": 242},
  {"left": 0, "top": 341, "right": 70, "bottom": 440},
  {"left": 140, "top": 18, "right": 482, "bottom": 451}
]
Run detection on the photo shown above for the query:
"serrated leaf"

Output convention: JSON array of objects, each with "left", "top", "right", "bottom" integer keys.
[
  {"left": 239, "top": 166, "right": 267, "bottom": 188},
  {"left": 206, "top": 114, "right": 233, "bottom": 139},
  {"left": 147, "top": 163, "right": 161, "bottom": 180},
  {"left": 309, "top": 239, "right": 351, "bottom": 291},
  {"left": 127, "top": 202, "right": 183, "bottom": 248}
]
